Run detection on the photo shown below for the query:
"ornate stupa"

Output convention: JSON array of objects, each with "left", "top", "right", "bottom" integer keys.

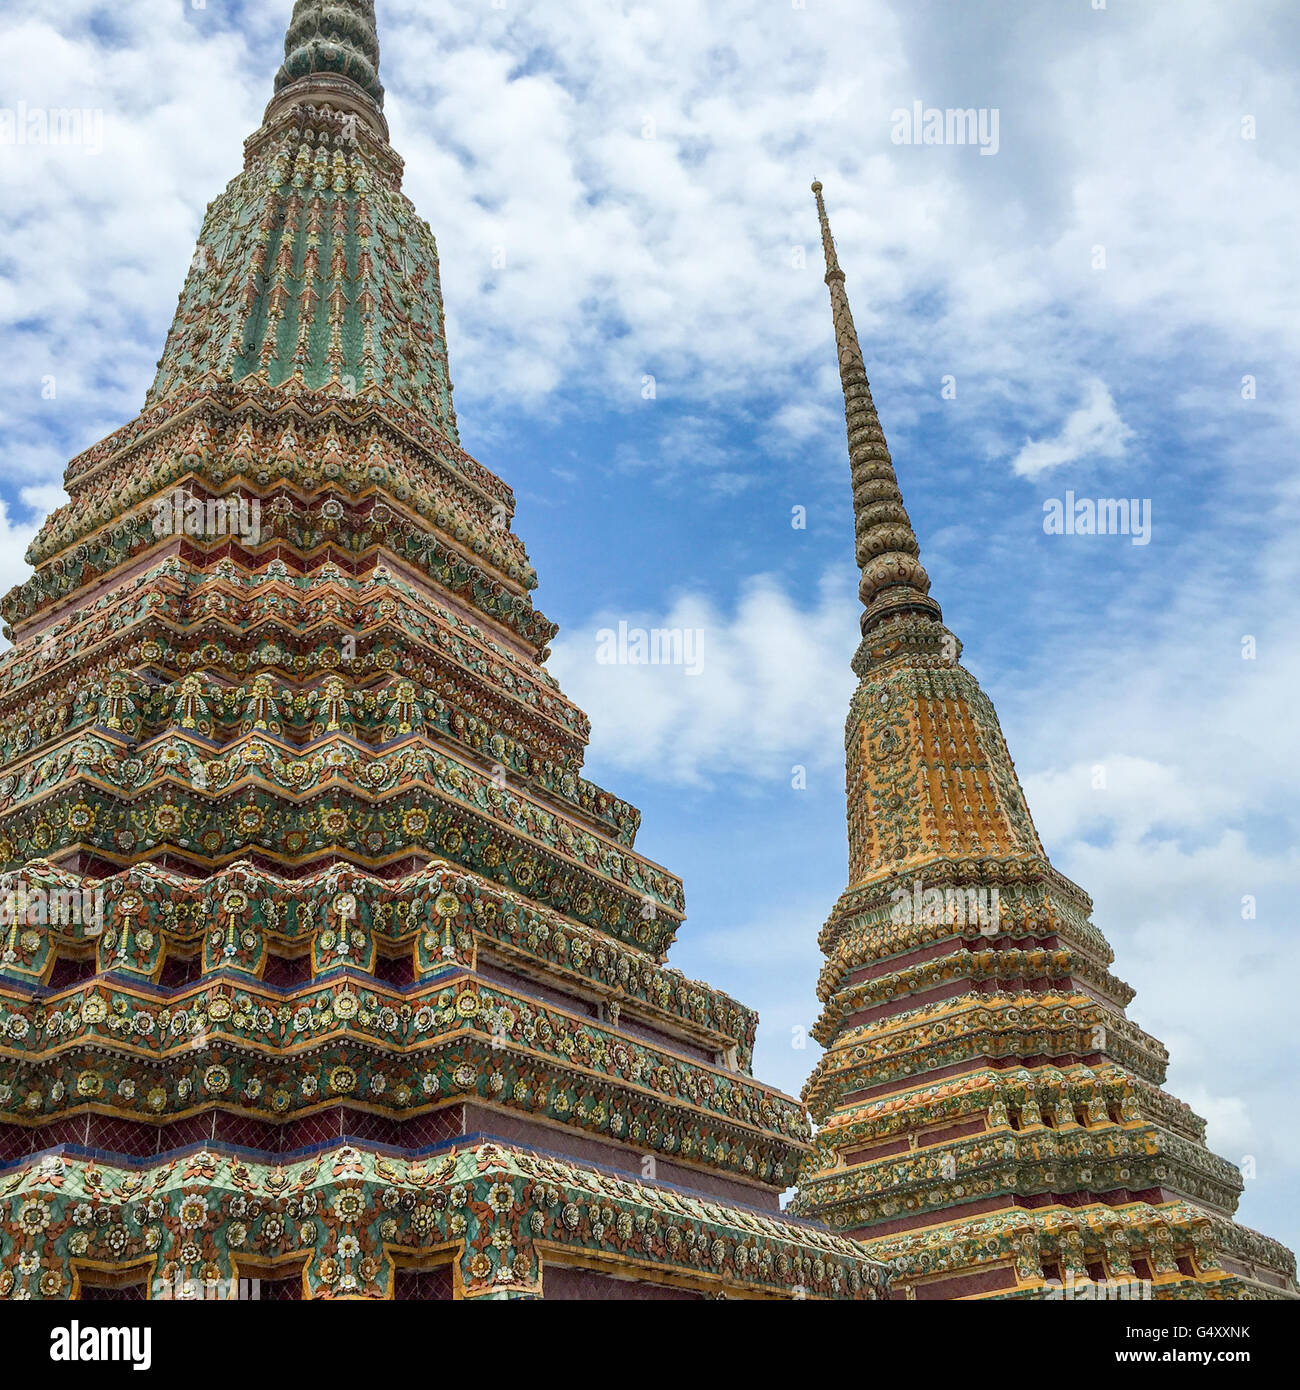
[
  {"left": 0, "top": 5, "right": 886, "bottom": 1302},
  {"left": 790, "top": 183, "right": 1297, "bottom": 1301}
]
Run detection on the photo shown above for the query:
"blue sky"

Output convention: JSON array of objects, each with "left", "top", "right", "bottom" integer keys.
[{"left": 2, "top": 0, "right": 1297, "bottom": 1255}]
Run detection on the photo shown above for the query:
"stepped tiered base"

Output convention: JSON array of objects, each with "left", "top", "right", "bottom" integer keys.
[
  {"left": 0, "top": 856, "right": 882, "bottom": 1299},
  {"left": 0, "top": 317, "right": 884, "bottom": 1299},
  {"left": 3, "top": 1140, "right": 879, "bottom": 1301}
]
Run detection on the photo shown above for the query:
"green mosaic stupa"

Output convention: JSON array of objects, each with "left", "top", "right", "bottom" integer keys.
[{"left": 0, "top": 0, "right": 885, "bottom": 1301}]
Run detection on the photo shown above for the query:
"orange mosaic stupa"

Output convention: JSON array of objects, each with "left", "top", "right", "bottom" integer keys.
[{"left": 790, "top": 183, "right": 1297, "bottom": 1301}]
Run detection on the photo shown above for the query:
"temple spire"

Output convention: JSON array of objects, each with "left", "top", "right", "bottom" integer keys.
[
  {"left": 271, "top": 0, "right": 386, "bottom": 129},
  {"left": 812, "top": 181, "right": 942, "bottom": 634}
]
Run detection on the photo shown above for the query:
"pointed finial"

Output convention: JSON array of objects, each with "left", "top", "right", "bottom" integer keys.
[
  {"left": 812, "top": 182, "right": 942, "bottom": 635},
  {"left": 274, "top": 0, "right": 385, "bottom": 110},
  {"left": 811, "top": 180, "right": 843, "bottom": 281}
]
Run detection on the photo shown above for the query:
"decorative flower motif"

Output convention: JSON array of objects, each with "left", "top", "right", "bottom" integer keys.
[
  {"left": 19, "top": 1200, "right": 50, "bottom": 1233},
  {"left": 334, "top": 1190, "right": 365, "bottom": 1223},
  {"left": 179, "top": 1197, "right": 208, "bottom": 1230},
  {"left": 409, "top": 1205, "right": 438, "bottom": 1239},
  {"left": 202, "top": 1066, "right": 230, "bottom": 1095}
]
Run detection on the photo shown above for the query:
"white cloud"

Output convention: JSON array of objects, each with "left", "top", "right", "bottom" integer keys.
[
  {"left": 4, "top": 0, "right": 1299, "bottom": 488},
  {"left": 549, "top": 572, "right": 857, "bottom": 787},
  {"left": 1009, "top": 378, "right": 1134, "bottom": 479},
  {"left": 766, "top": 397, "right": 842, "bottom": 445},
  {"left": 0, "top": 498, "right": 44, "bottom": 611},
  {"left": 609, "top": 415, "right": 755, "bottom": 496},
  {"left": 1177, "top": 1087, "right": 1255, "bottom": 1160},
  {"left": 19, "top": 482, "right": 66, "bottom": 515},
  {"left": 1024, "top": 754, "right": 1245, "bottom": 847},
  {"left": 0, "top": 481, "right": 67, "bottom": 650}
]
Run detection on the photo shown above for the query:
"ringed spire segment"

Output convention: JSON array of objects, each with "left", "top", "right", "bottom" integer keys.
[{"left": 812, "top": 181, "right": 942, "bottom": 635}]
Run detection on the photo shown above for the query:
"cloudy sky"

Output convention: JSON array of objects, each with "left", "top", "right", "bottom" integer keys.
[{"left": 2, "top": 0, "right": 1297, "bottom": 1255}]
